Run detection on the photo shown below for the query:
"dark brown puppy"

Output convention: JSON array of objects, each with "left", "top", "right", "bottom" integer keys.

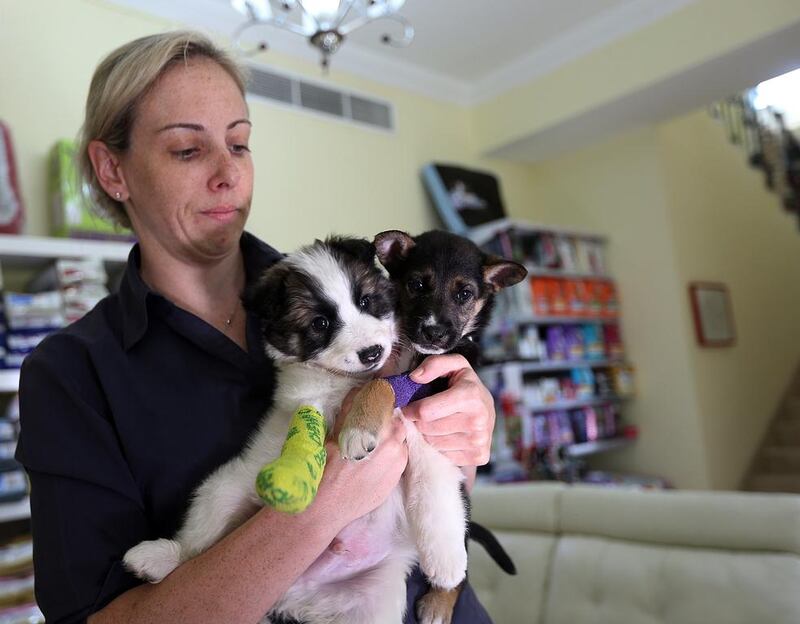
[{"left": 338, "top": 229, "right": 525, "bottom": 624}]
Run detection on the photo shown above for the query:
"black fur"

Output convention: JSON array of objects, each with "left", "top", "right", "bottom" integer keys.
[
  {"left": 375, "top": 229, "right": 526, "bottom": 367},
  {"left": 374, "top": 229, "right": 526, "bottom": 590}
]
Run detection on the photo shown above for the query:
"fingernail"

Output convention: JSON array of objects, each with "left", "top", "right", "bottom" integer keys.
[{"left": 410, "top": 367, "right": 424, "bottom": 381}]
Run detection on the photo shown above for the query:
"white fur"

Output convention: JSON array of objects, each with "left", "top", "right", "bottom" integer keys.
[
  {"left": 413, "top": 343, "right": 448, "bottom": 355},
  {"left": 123, "top": 245, "right": 468, "bottom": 624}
]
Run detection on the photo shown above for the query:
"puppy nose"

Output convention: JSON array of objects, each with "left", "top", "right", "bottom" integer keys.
[
  {"left": 421, "top": 324, "right": 448, "bottom": 342},
  {"left": 358, "top": 345, "right": 384, "bottom": 364}
]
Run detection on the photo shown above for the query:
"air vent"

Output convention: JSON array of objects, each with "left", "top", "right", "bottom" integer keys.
[{"left": 246, "top": 65, "right": 394, "bottom": 131}]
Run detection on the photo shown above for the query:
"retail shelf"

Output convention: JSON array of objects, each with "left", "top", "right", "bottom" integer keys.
[
  {"left": 566, "top": 437, "right": 634, "bottom": 457},
  {"left": 467, "top": 218, "right": 608, "bottom": 247},
  {"left": 481, "top": 359, "right": 624, "bottom": 374},
  {"left": 528, "top": 396, "right": 624, "bottom": 413},
  {"left": 525, "top": 265, "right": 613, "bottom": 281},
  {"left": 0, "top": 370, "right": 19, "bottom": 393},
  {"left": 0, "top": 497, "right": 30, "bottom": 523},
  {"left": 0, "top": 234, "right": 132, "bottom": 267},
  {"left": 520, "top": 315, "right": 619, "bottom": 326}
]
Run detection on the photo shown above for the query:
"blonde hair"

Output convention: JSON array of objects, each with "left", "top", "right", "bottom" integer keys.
[{"left": 78, "top": 31, "right": 249, "bottom": 228}]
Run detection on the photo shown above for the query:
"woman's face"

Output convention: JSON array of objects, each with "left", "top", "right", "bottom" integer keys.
[{"left": 118, "top": 57, "right": 253, "bottom": 262}]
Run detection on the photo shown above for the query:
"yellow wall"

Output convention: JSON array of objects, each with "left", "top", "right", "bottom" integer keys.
[
  {"left": 657, "top": 110, "right": 800, "bottom": 489},
  {"left": 472, "top": 0, "right": 800, "bottom": 156},
  {"left": 0, "top": 0, "right": 537, "bottom": 250},
  {"left": 522, "top": 110, "right": 800, "bottom": 489}
]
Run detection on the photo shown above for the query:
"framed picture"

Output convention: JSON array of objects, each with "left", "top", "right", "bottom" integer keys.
[{"left": 689, "top": 282, "right": 736, "bottom": 347}]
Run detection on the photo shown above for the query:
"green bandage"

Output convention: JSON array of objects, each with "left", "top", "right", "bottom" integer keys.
[{"left": 256, "top": 405, "right": 327, "bottom": 514}]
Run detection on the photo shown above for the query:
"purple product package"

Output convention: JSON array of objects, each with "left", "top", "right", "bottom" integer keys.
[
  {"left": 564, "top": 325, "right": 585, "bottom": 361},
  {"left": 545, "top": 326, "right": 567, "bottom": 361},
  {"left": 532, "top": 415, "right": 549, "bottom": 448},
  {"left": 584, "top": 407, "right": 599, "bottom": 441},
  {"left": 570, "top": 409, "right": 588, "bottom": 443}
]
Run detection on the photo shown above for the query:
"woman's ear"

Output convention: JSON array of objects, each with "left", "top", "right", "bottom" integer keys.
[{"left": 87, "top": 140, "right": 129, "bottom": 202}]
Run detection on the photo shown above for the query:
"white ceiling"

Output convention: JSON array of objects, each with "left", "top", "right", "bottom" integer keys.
[
  {"left": 105, "top": 0, "right": 697, "bottom": 105},
  {"left": 345, "top": 0, "right": 627, "bottom": 81}
]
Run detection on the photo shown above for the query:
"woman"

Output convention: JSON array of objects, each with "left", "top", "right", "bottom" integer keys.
[{"left": 16, "top": 31, "right": 495, "bottom": 623}]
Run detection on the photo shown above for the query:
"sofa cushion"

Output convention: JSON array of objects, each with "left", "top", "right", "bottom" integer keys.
[
  {"left": 471, "top": 482, "right": 562, "bottom": 532},
  {"left": 543, "top": 535, "right": 800, "bottom": 624},
  {"left": 468, "top": 530, "right": 555, "bottom": 624},
  {"left": 559, "top": 486, "right": 800, "bottom": 555}
]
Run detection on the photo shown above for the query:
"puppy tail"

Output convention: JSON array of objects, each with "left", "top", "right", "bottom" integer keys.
[{"left": 467, "top": 521, "right": 517, "bottom": 575}]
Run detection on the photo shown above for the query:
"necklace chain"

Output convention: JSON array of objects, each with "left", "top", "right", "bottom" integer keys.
[{"left": 224, "top": 300, "right": 240, "bottom": 330}]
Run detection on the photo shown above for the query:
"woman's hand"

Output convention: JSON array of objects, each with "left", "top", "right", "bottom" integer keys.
[{"left": 401, "top": 354, "right": 495, "bottom": 468}]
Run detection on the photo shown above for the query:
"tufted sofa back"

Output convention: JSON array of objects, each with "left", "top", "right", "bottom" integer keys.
[{"left": 468, "top": 483, "right": 800, "bottom": 624}]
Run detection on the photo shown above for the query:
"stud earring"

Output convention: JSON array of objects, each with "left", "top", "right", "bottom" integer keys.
[{"left": 114, "top": 192, "right": 122, "bottom": 200}]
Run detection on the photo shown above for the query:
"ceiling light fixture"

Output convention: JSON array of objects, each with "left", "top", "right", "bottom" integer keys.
[{"left": 230, "top": 0, "right": 414, "bottom": 71}]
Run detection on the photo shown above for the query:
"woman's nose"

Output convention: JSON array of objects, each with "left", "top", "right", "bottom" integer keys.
[{"left": 208, "top": 149, "right": 241, "bottom": 191}]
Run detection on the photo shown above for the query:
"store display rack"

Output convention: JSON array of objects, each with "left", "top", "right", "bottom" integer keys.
[
  {"left": 471, "top": 221, "right": 637, "bottom": 480},
  {"left": 0, "top": 235, "right": 132, "bottom": 522}
]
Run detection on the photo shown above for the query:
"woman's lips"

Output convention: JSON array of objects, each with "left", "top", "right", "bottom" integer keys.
[{"left": 202, "top": 207, "right": 240, "bottom": 222}]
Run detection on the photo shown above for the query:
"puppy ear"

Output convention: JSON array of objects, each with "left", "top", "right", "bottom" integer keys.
[
  {"left": 483, "top": 256, "right": 528, "bottom": 293},
  {"left": 374, "top": 230, "right": 415, "bottom": 273},
  {"left": 242, "top": 262, "right": 288, "bottom": 321},
  {"left": 327, "top": 236, "right": 376, "bottom": 265}
]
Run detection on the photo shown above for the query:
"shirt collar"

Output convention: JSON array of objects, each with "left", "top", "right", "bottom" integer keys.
[{"left": 118, "top": 231, "right": 283, "bottom": 351}]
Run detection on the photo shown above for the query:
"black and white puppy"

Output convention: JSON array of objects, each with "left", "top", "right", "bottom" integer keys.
[
  {"left": 123, "top": 237, "right": 418, "bottom": 624},
  {"left": 374, "top": 229, "right": 526, "bottom": 623}
]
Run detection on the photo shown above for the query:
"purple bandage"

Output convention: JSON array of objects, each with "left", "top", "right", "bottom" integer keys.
[{"left": 384, "top": 373, "right": 435, "bottom": 408}]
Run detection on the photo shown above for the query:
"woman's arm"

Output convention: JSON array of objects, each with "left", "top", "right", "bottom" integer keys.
[{"left": 90, "top": 420, "right": 409, "bottom": 623}]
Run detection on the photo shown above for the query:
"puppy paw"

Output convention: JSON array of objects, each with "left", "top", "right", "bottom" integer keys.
[
  {"left": 339, "top": 426, "right": 379, "bottom": 461},
  {"left": 416, "top": 588, "right": 459, "bottom": 624},
  {"left": 123, "top": 538, "right": 182, "bottom": 583},
  {"left": 419, "top": 546, "right": 467, "bottom": 591}
]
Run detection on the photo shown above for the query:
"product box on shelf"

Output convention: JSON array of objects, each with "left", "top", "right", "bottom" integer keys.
[
  {"left": 0, "top": 122, "right": 25, "bottom": 235},
  {"left": 1, "top": 292, "right": 64, "bottom": 369}
]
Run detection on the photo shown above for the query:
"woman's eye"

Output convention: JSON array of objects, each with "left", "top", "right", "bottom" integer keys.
[
  {"left": 173, "top": 148, "right": 199, "bottom": 161},
  {"left": 359, "top": 295, "right": 371, "bottom": 310},
  {"left": 407, "top": 279, "right": 424, "bottom": 293},
  {"left": 311, "top": 316, "right": 329, "bottom": 332},
  {"left": 456, "top": 289, "right": 473, "bottom": 303},
  {"left": 230, "top": 144, "right": 250, "bottom": 155}
]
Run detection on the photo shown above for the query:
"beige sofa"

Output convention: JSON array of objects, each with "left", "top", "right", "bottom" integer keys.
[{"left": 468, "top": 482, "right": 800, "bottom": 624}]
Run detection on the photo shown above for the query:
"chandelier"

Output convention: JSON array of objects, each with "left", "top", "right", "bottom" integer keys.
[{"left": 230, "top": 0, "right": 415, "bottom": 70}]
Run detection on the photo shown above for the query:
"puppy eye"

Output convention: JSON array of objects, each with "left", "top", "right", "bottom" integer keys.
[
  {"left": 456, "top": 288, "right": 473, "bottom": 303},
  {"left": 311, "top": 316, "right": 329, "bottom": 331},
  {"left": 359, "top": 295, "right": 371, "bottom": 309},
  {"left": 407, "top": 279, "right": 424, "bottom": 293}
]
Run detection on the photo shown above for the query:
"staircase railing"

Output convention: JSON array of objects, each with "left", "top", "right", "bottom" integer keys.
[{"left": 709, "top": 93, "right": 800, "bottom": 225}]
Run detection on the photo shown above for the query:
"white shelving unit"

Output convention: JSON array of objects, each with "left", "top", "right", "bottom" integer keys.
[
  {"left": 468, "top": 217, "right": 607, "bottom": 247},
  {"left": 526, "top": 267, "right": 613, "bottom": 281},
  {"left": 565, "top": 437, "right": 634, "bottom": 458},
  {"left": 492, "top": 315, "right": 619, "bottom": 329},
  {"left": 529, "top": 396, "right": 624, "bottom": 413},
  {"left": 0, "top": 234, "right": 131, "bottom": 267},
  {"left": 474, "top": 220, "right": 636, "bottom": 481},
  {"left": 0, "top": 235, "right": 133, "bottom": 523},
  {"left": 481, "top": 359, "right": 624, "bottom": 374}
]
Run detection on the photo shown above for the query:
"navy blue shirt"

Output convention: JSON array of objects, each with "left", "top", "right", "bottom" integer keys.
[{"left": 16, "top": 232, "right": 491, "bottom": 624}]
